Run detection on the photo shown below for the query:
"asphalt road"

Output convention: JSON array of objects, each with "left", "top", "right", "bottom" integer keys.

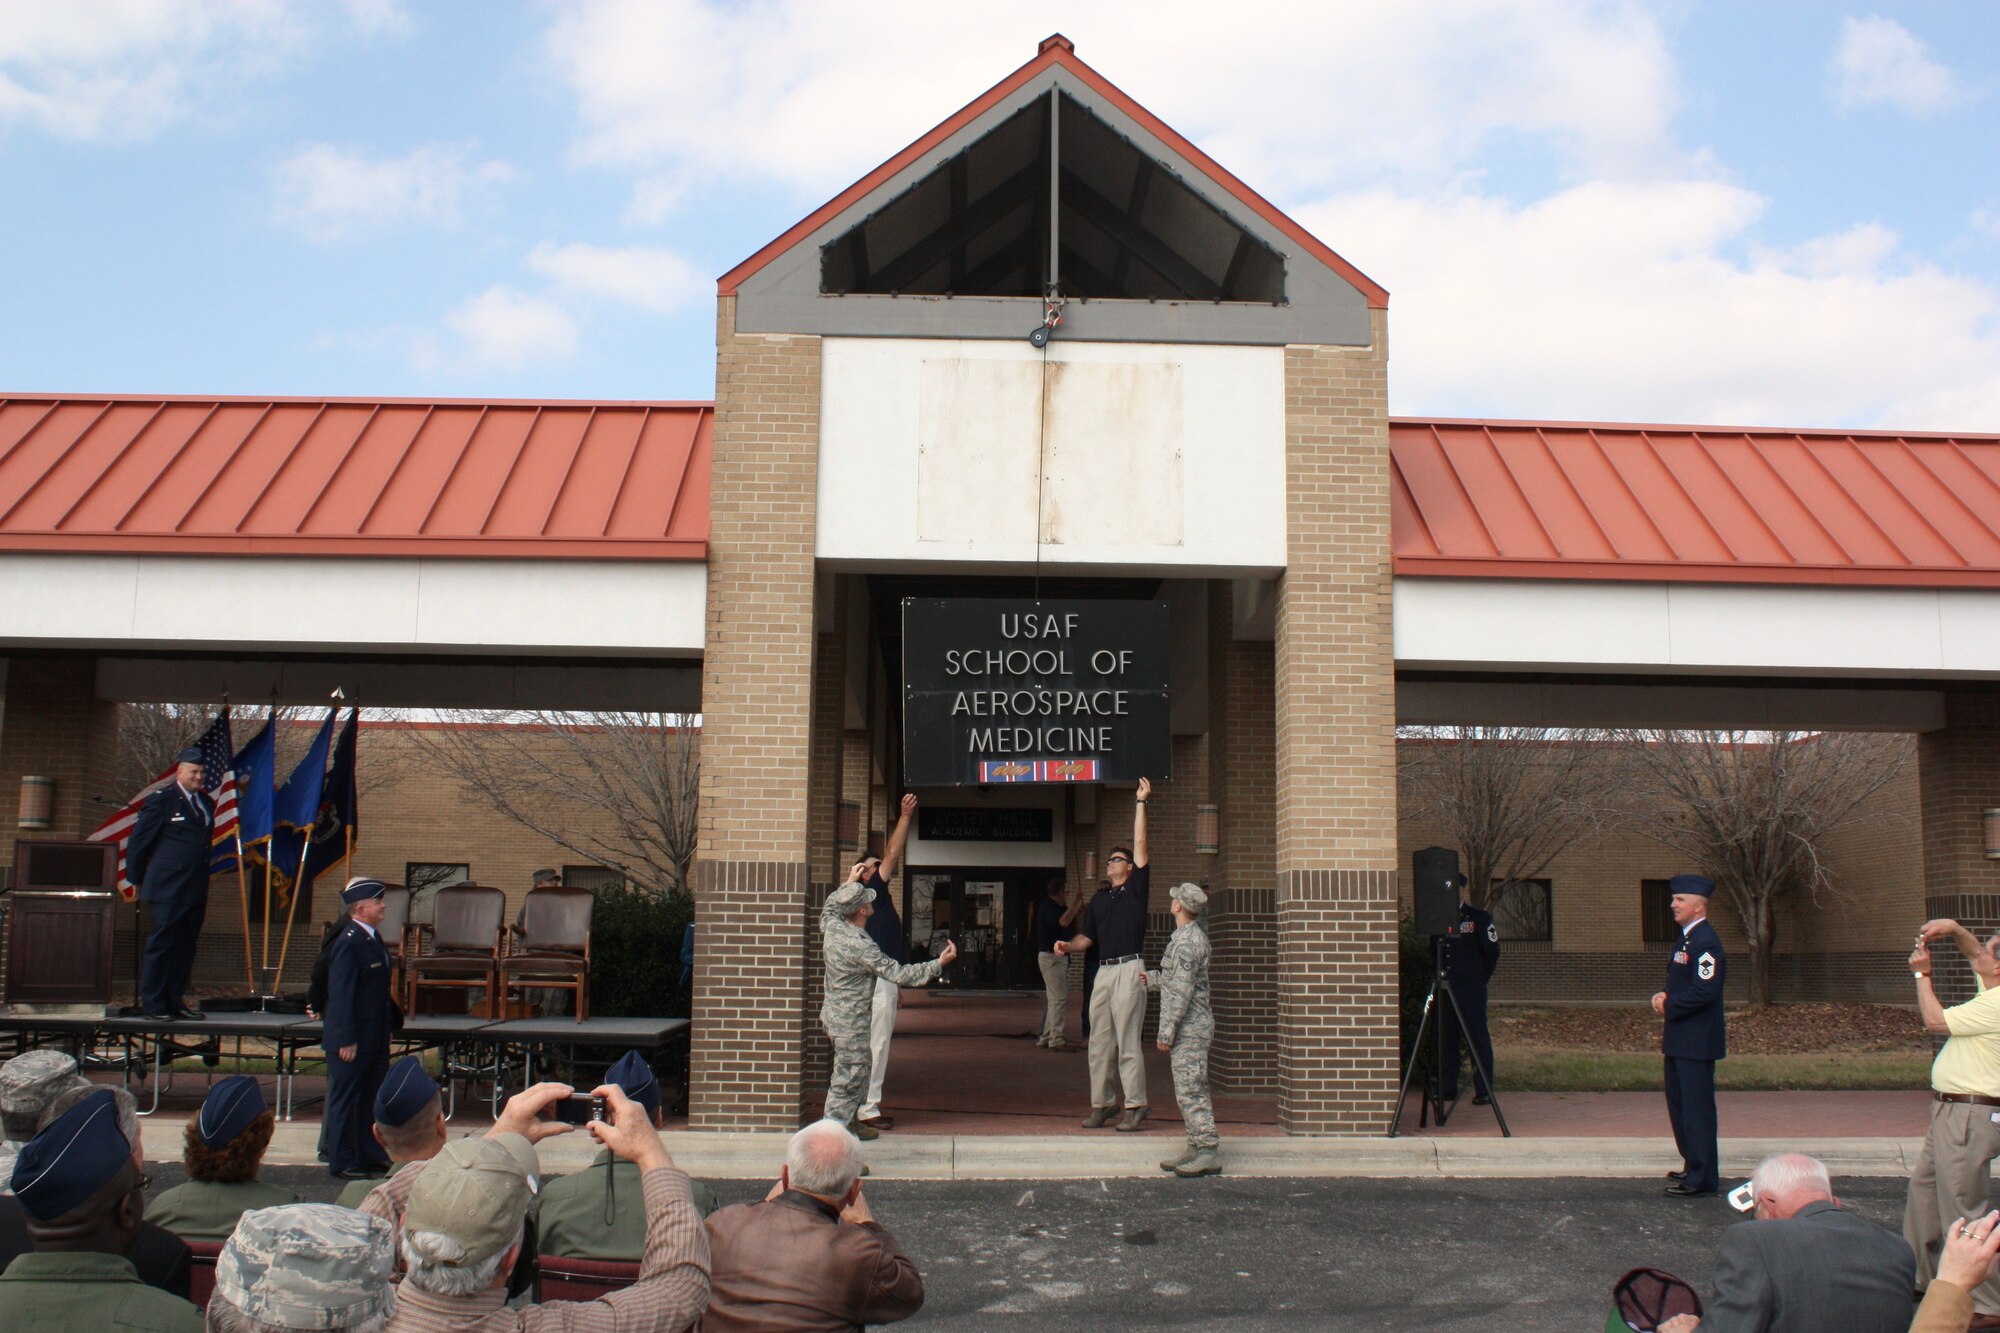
[{"left": 168, "top": 1163, "right": 1915, "bottom": 1330}]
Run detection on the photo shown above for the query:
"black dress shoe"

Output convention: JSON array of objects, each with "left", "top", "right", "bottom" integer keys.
[
  {"left": 1666, "top": 1169, "right": 1686, "bottom": 1181},
  {"left": 174, "top": 1008, "right": 205, "bottom": 1021},
  {"left": 1472, "top": 1092, "right": 1491, "bottom": 1105},
  {"left": 1665, "top": 1183, "right": 1718, "bottom": 1198},
  {"left": 140, "top": 1011, "right": 176, "bottom": 1021}
]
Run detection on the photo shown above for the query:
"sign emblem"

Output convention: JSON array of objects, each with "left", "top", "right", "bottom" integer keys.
[{"left": 1697, "top": 952, "right": 1716, "bottom": 981}]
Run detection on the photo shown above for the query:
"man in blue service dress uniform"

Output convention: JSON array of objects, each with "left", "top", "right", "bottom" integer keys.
[
  {"left": 1654, "top": 873, "right": 1726, "bottom": 1198},
  {"left": 1438, "top": 876, "right": 1500, "bottom": 1105},
  {"left": 323, "top": 877, "right": 399, "bottom": 1181},
  {"left": 127, "top": 746, "right": 215, "bottom": 1021}
]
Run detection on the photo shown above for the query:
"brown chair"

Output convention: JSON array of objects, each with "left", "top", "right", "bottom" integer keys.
[
  {"left": 499, "top": 886, "right": 594, "bottom": 1021},
  {"left": 536, "top": 1255, "right": 638, "bottom": 1302},
  {"left": 187, "top": 1239, "right": 223, "bottom": 1310},
  {"left": 406, "top": 884, "right": 505, "bottom": 1016}
]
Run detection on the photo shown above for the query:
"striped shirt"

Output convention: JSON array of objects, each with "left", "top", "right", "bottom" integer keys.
[{"left": 385, "top": 1167, "right": 709, "bottom": 1333}]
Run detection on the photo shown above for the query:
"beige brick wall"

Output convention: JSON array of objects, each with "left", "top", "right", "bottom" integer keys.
[
  {"left": 691, "top": 296, "right": 824, "bottom": 1132},
  {"left": 1273, "top": 311, "right": 1401, "bottom": 1133}
]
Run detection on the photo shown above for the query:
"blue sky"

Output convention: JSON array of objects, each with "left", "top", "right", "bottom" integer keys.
[{"left": 3, "top": 1, "right": 1998, "bottom": 429}]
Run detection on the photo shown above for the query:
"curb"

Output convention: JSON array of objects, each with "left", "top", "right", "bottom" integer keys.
[{"left": 146, "top": 1118, "right": 1923, "bottom": 1181}]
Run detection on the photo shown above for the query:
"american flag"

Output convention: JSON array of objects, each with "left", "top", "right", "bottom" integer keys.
[{"left": 89, "top": 712, "right": 237, "bottom": 900}]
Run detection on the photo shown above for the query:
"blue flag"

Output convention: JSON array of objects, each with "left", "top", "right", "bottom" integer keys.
[
  {"left": 292, "top": 709, "right": 358, "bottom": 901},
  {"left": 266, "top": 709, "right": 335, "bottom": 909},
  {"left": 231, "top": 712, "right": 278, "bottom": 855}
]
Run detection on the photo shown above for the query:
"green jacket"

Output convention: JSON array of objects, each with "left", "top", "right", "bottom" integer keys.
[
  {"left": 333, "top": 1159, "right": 411, "bottom": 1211},
  {"left": 537, "top": 1150, "right": 718, "bottom": 1261},
  {"left": 143, "top": 1179, "right": 296, "bottom": 1242},
  {"left": 0, "top": 1251, "right": 202, "bottom": 1331}
]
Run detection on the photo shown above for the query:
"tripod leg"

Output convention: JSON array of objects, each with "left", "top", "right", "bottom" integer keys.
[
  {"left": 1439, "top": 976, "right": 1511, "bottom": 1138},
  {"left": 1388, "top": 984, "right": 1442, "bottom": 1137}
]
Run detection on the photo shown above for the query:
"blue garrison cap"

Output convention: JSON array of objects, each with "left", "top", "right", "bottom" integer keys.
[
  {"left": 176, "top": 747, "right": 205, "bottom": 765},
  {"left": 607, "top": 1051, "right": 659, "bottom": 1118},
  {"left": 12, "top": 1089, "right": 131, "bottom": 1221},
  {"left": 374, "top": 1056, "right": 439, "bottom": 1128},
  {"left": 198, "top": 1075, "right": 266, "bottom": 1149},
  {"left": 1668, "top": 874, "right": 1716, "bottom": 899},
  {"left": 340, "top": 877, "right": 388, "bottom": 906}
]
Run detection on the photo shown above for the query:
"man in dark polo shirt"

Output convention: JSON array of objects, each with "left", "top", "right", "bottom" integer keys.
[
  {"left": 855, "top": 793, "right": 917, "bottom": 1132},
  {"left": 1056, "top": 777, "right": 1153, "bottom": 1131},
  {"left": 1035, "top": 878, "right": 1085, "bottom": 1051}
]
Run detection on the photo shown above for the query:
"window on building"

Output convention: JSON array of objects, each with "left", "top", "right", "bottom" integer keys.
[
  {"left": 820, "top": 90, "right": 1286, "bottom": 303},
  {"left": 1641, "top": 878, "right": 1675, "bottom": 944},
  {"left": 1490, "top": 878, "right": 1553, "bottom": 942},
  {"left": 405, "top": 862, "right": 470, "bottom": 926},
  {"left": 562, "top": 865, "right": 625, "bottom": 891}
]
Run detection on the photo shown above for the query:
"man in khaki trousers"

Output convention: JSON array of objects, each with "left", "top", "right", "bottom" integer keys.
[
  {"left": 1056, "top": 778, "right": 1153, "bottom": 1131},
  {"left": 1034, "top": 878, "right": 1085, "bottom": 1049},
  {"left": 1910, "top": 918, "right": 2000, "bottom": 1327}
]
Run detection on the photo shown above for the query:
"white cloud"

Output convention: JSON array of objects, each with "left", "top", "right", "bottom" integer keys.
[
  {"left": 1833, "top": 15, "right": 1959, "bottom": 114},
  {"left": 525, "top": 242, "right": 707, "bottom": 313},
  {"left": 273, "top": 142, "right": 515, "bottom": 241},
  {"left": 1298, "top": 183, "right": 2000, "bottom": 431},
  {"left": 541, "top": 0, "right": 1681, "bottom": 215},
  {"left": 419, "top": 285, "right": 579, "bottom": 372},
  {"left": 0, "top": 0, "right": 389, "bottom": 141}
]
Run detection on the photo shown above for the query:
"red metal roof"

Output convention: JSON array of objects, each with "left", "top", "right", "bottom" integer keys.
[
  {"left": 0, "top": 395, "right": 710, "bottom": 559},
  {"left": 1392, "top": 418, "right": 2000, "bottom": 587},
  {"left": 718, "top": 34, "right": 1389, "bottom": 309}
]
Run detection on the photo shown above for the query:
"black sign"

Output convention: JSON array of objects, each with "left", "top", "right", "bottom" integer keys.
[
  {"left": 903, "top": 598, "right": 1171, "bottom": 787},
  {"left": 918, "top": 807, "right": 1054, "bottom": 843}
]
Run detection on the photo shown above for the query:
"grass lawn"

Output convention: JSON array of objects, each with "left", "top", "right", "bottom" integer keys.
[{"left": 1503, "top": 1046, "right": 1932, "bottom": 1092}]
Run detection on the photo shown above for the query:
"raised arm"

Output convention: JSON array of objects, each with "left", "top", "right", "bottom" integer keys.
[
  {"left": 880, "top": 793, "right": 918, "bottom": 881},
  {"left": 1060, "top": 884, "right": 1086, "bottom": 928},
  {"left": 1132, "top": 777, "right": 1151, "bottom": 868}
]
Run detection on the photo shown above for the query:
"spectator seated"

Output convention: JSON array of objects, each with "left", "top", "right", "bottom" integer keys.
[
  {"left": 206, "top": 1203, "right": 395, "bottom": 1333},
  {"left": 146, "top": 1077, "right": 293, "bottom": 1242}
]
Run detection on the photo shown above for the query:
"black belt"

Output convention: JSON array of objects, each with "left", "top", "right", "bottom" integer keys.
[
  {"left": 1935, "top": 1092, "right": 2000, "bottom": 1108},
  {"left": 1102, "top": 954, "right": 1143, "bottom": 966}
]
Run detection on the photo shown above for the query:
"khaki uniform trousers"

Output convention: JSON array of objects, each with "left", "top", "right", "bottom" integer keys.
[
  {"left": 1906, "top": 1097, "right": 2000, "bottom": 1314},
  {"left": 1087, "top": 958, "right": 1148, "bottom": 1109},
  {"left": 1037, "top": 951, "right": 1069, "bottom": 1044}
]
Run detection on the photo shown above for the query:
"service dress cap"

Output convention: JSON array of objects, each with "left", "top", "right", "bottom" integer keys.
[
  {"left": 606, "top": 1050, "right": 660, "bottom": 1118},
  {"left": 176, "top": 746, "right": 205, "bottom": 765},
  {"left": 11, "top": 1088, "right": 131, "bottom": 1221},
  {"left": 373, "top": 1056, "right": 439, "bottom": 1129},
  {"left": 340, "top": 877, "right": 388, "bottom": 906},
  {"left": 1667, "top": 874, "right": 1716, "bottom": 899},
  {"left": 198, "top": 1075, "right": 267, "bottom": 1149},
  {"left": 215, "top": 1203, "right": 396, "bottom": 1331},
  {"left": 825, "top": 880, "right": 876, "bottom": 915}
]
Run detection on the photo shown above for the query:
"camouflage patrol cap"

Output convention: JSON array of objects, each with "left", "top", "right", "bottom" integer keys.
[
  {"left": 1171, "top": 882, "right": 1208, "bottom": 916},
  {"left": 826, "top": 880, "right": 876, "bottom": 914},
  {"left": 0, "top": 1051, "right": 78, "bottom": 1117},
  {"left": 214, "top": 1203, "right": 395, "bottom": 1330}
]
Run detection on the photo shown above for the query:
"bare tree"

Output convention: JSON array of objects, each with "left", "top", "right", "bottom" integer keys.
[
  {"left": 402, "top": 712, "right": 700, "bottom": 897},
  {"left": 115, "top": 702, "right": 410, "bottom": 797},
  {"left": 1398, "top": 726, "right": 1628, "bottom": 919},
  {"left": 1617, "top": 730, "right": 1910, "bottom": 1008}
]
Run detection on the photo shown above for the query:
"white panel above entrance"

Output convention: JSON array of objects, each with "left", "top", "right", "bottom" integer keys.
[{"left": 819, "top": 338, "right": 1284, "bottom": 573}]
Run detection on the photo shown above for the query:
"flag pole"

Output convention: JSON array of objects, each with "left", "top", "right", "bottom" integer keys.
[
  {"left": 260, "top": 693, "right": 278, "bottom": 988},
  {"left": 224, "top": 699, "right": 255, "bottom": 996},
  {"left": 273, "top": 691, "right": 343, "bottom": 986}
]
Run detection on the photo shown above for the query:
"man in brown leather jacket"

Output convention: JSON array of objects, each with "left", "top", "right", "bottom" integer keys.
[{"left": 702, "top": 1120, "right": 923, "bottom": 1331}]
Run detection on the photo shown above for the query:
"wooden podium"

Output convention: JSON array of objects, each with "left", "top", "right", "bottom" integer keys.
[{"left": 5, "top": 840, "right": 117, "bottom": 1014}]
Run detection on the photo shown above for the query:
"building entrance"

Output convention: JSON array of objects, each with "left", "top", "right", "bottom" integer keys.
[{"left": 904, "top": 866, "right": 1060, "bottom": 990}]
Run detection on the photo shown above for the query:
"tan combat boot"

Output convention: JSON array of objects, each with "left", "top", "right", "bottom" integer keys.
[
  {"left": 1174, "top": 1147, "right": 1221, "bottom": 1178},
  {"left": 1159, "top": 1141, "right": 1196, "bottom": 1172},
  {"left": 848, "top": 1119, "right": 879, "bottom": 1141},
  {"left": 1081, "top": 1106, "right": 1118, "bottom": 1128},
  {"left": 1115, "top": 1104, "right": 1150, "bottom": 1132}
]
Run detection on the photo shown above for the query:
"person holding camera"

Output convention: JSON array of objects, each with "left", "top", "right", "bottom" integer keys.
[
  {"left": 1654, "top": 873, "right": 1725, "bottom": 1199},
  {"left": 820, "top": 874, "right": 956, "bottom": 1140},
  {"left": 1438, "top": 874, "right": 1499, "bottom": 1106},
  {"left": 1907, "top": 918, "right": 2000, "bottom": 1328}
]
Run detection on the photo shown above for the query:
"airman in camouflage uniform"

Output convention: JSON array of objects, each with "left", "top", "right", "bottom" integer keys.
[
  {"left": 210, "top": 1203, "right": 396, "bottom": 1332},
  {"left": 1147, "top": 882, "right": 1219, "bottom": 1178},
  {"left": 820, "top": 871, "right": 957, "bottom": 1134}
]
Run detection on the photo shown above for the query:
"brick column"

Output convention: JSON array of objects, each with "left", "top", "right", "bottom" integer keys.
[
  {"left": 1206, "top": 585, "right": 1278, "bottom": 1094},
  {"left": 1920, "top": 692, "right": 2000, "bottom": 1004},
  {"left": 0, "top": 658, "right": 122, "bottom": 864},
  {"left": 1272, "top": 314, "right": 1400, "bottom": 1133},
  {"left": 800, "top": 602, "right": 847, "bottom": 1104},
  {"left": 690, "top": 299, "right": 823, "bottom": 1132}
]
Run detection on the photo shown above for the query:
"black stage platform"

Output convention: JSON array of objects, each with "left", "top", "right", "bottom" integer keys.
[{"left": 0, "top": 1011, "right": 690, "bottom": 1119}]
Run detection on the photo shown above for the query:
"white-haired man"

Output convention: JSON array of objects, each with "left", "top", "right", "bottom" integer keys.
[
  {"left": 1658, "top": 1152, "right": 1914, "bottom": 1333},
  {"left": 702, "top": 1120, "right": 925, "bottom": 1331},
  {"left": 819, "top": 874, "right": 955, "bottom": 1140}
]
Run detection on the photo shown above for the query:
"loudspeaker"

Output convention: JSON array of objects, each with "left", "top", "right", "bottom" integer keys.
[{"left": 1412, "top": 846, "right": 1462, "bottom": 938}]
